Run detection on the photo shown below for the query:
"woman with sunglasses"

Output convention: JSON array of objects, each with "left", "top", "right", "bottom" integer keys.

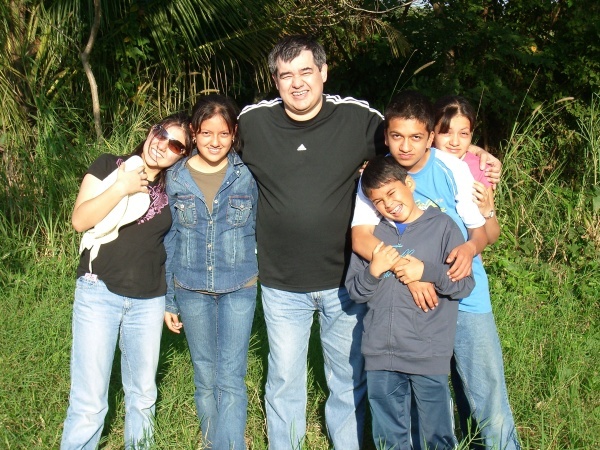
[
  {"left": 163, "top": 95, "right": 257, "bottom": 450},
  {"left": 61, "top": 113, "right": 192, "bottom": 450}
]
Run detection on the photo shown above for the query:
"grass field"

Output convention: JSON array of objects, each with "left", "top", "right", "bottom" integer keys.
[{"left": 1, "top": 97, "right": 599, "bottom": 449}]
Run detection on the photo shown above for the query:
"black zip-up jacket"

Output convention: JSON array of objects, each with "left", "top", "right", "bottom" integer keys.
[{"left": 345, "top": 207, "right": 475, "bottom": 375}]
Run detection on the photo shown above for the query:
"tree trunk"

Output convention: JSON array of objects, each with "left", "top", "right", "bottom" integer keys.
[{"left": 80, "top": 0, "right": 102, "bottom": 141}]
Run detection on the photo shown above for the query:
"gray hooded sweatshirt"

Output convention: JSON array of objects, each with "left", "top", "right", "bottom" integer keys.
[{"left": 346, "top": 207, "right": 475, "bottom": 375}]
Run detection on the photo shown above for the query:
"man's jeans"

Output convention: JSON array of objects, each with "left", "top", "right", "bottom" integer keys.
[
  {"left": 176, "top": 285, "right": 257, "bottom": 450},
  {"left": 261, "top": 285, "right": 367, "bottom": 450},
  {"left": 452, "top": 311, "right": 521, "bottom": 450},
  {"left": 61, "top": 277, "right": 164, "bottom": 450}
]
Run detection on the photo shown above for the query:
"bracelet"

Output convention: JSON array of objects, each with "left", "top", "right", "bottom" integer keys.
[{"left": 485, "top": 210, "right": 495, "bottom": 219}]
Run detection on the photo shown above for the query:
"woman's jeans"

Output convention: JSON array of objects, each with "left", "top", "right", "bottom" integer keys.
[
  {"left": 452, "top": 311, "right": 521, "bottom": 450},
  {"left": 61, "top": 277, "right": 164, "bottom": 450},
  {"left": 261, "top": 285, "right": 367, "bottom": 450},
  {"left": 176, "top": 284, "right": 257, "bottom": 450}
]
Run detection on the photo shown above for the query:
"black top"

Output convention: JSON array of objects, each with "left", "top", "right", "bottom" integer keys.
[
  {"left": 76, "top": 154, "right": 172, "bottom": 298},
  {"left": 239, "top": 95, "right": 386, "bottom": 291}
]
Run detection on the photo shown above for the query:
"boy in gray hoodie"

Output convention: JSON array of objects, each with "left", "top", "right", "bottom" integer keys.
[{"left": 345, "top": 155, "right": 475, "bottom": 450}]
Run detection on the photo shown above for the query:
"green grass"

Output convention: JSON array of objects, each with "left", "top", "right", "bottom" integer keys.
[
  {"left": 1, "top": 96, "right": 599, "bottom": 448},
  {"left": 2, "top": 228, "right": 598, "bottom": 449}
]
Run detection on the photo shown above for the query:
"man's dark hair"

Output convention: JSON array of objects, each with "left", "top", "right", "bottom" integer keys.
[
  {"left": 268, "top": 35, "right": 327, "bottom": 75},
  {"left": 361, "top": 155, "right": 409, "bottom": 197},
  {"left": 384, "top": 91, "right": 435, "bottom": 133}
]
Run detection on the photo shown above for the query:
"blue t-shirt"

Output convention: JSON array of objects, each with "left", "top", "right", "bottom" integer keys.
[
  {"left": 395, "top": 222, "right": 408, "bottom": 234},
  {"left": 409, "top": 148, "right": 491, "bottom": 313}
]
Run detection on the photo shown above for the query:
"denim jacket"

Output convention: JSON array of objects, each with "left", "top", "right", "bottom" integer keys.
[{"left": 164, "top": 151, "right": 258, "bottom": 314}]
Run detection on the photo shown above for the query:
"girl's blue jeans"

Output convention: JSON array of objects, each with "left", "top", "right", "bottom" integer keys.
[
  {"left": 175, "top": 284, "right": 257, "bottom": 450},
  {"left": 61, "top": 277, "right": 164, "bottom": 450}
]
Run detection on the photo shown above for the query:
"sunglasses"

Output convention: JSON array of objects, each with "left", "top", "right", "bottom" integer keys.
[{"left": 151, "top": 124, "right": 186, "bottom": 155}]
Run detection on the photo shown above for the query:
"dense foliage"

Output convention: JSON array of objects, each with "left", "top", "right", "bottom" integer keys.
[
  {"left": 327, "top": 0, "right": 600, "bottom": 154},
  {"left": 2, "top": 1, "right": 598, "bottom": 146},
  {"left": 1, "top": 1, "right": 599, "bottom": 448}
]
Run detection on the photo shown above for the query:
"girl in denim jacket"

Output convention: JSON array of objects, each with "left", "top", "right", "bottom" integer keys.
[{"left": 164, "top": 94, "right": 258, "bottom": 450}]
